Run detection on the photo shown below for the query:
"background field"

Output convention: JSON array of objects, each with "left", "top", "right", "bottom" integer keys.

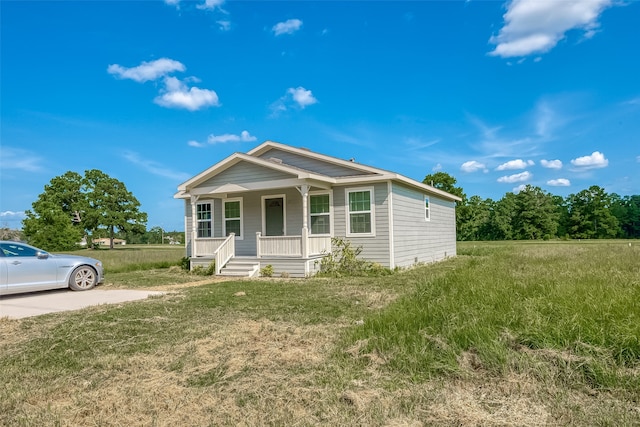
[
  {"left": 72, "top": 244, "right": 185, "bottom": 272},
  {"left": 1, "top": 240, "right": 638, "bottom": 426}
]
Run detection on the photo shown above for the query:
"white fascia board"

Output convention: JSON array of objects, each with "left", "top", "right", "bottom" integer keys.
[
  {"left": 334, "top": 174, "right": 461, "bottom": 202},
  {"left": 190, "top": 178, "right": 315, "bottom": 195},
  {"left": 393, "top": 175, "right": 462, "bottom": 202},
  {"left": 305, "top": 178, "right": 333, "bottom": 190},
  {"left": 334, "top": 174, "right": 391, "bottom": 185}
]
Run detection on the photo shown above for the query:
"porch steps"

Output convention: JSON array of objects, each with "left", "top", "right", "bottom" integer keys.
[{"left": 218, "top": 259, "right": 260, "bottom": 278}]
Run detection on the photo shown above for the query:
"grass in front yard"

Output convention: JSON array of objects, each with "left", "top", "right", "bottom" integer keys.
[
  {"left": 348, "top": 242, "right": 640, "bottom": 388},
  {"left": 1, "top": 241, "right": 639, "bottom": 426}
]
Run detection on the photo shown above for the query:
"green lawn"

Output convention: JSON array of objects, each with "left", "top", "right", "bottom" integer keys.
[{"left": 1, "top": 241, "right": 638, "bottom": 426}]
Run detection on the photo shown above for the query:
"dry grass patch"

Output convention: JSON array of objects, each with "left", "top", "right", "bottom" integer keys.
[
  {"left": 2, "top": 241, "right": 639, "bottom": 426},
  {"left": 6, "top": 318, "right": 341, "bottom": 426}
]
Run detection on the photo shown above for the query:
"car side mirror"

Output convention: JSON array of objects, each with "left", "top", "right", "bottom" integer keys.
[{"left": 37, "top": 252, "right": 50, "bottom": 259}]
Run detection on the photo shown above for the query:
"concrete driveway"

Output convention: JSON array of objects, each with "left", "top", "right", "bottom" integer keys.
[{"left": 0, "top": 289, "right": 164, "bottom": 319}]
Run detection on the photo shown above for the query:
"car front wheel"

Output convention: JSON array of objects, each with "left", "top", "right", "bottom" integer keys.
[{"left": 69, "top": 266, "right": 97, "bottom": 291}]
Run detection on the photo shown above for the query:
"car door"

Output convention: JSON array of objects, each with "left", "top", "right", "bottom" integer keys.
[
  {"left": 0, "top": 242, "right": 60, "bottom": 293},
  {"left": 0, "top": 255, "right": 7, "bottom": 295}
]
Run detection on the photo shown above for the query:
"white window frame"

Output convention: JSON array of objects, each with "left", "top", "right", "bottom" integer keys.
[
  {"left": 223, "top": 197, "right": 243, "bottom": 239},
  {"left": 261, "top": 194, "right": 287, "bottom": 236},
  {"left": 196, "top": 201, "right": 213, "bottom": 238},
  {"left": 309, "top": 190, "right": 333, "bottom": 236},
  {"left": 345, "top": 186, "right": 376, "bottom": 237},
  {"left": 425, "top": 195, "right": 431, "bottom": 221}
]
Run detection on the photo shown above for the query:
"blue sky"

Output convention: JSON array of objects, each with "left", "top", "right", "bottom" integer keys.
[{"left": 1, "top": 0, "right": 639, "bottom": 232}]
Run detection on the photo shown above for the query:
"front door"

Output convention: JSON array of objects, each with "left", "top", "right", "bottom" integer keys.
[{"left": 264, "top": 197, "right": 284, "bottom": 236}]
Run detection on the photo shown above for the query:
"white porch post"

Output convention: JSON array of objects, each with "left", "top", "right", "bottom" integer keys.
[
  {"left": 256, "top": 232, "right": 262, "bottom": 258},
  {"left": 191, "top": 196, "right": 199, "bottom": 258},
  {"left": 300, "top": 184, "right": 309, "bottom": 258}
]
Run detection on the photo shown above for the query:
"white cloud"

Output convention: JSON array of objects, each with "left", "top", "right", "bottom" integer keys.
[
  {"left": 108, "top": 59, "right": 219, "bottom": 111},
  {"left": 288, "top": 87, "right": 317, "bottom": 108},
  {"left": 513, "top": 184, "right": 528, "bottom": 193},
  {"left": 432, "top": 163, "right": 443, "bottom": 172},
  {"left": 270, "top": 86, "right": 318, "bottom": 115},
  {"left": 154, "top": 76, "right": 219, "bottom": 111},
  {"left": 495, "top": 159, "right": 534, "bottom": 171},
  {"left": 217, "top": 20, "right": 231, "bottom": 31},
  {"left": 0, "top": 147, "right": 44, "bottom": 172},
  {"left": 0, "top": 211, "right": 26, "bottom": 222},
  {"left": 189, "top": 131, "right": 257, "bottom": 147},
  {"left": 541, "top": 159, "right": 563, "bottom": 169},
  {"left": 207, "top": 130, "right": 257, "bottom": 144},
  {"left": 461, "top": 160, "right": 487, "bottom": 173},
  {"left": 497, "top": 171, "right": 532, "bottom": 183},
  {"left": 489, "top": 0, "right": 614, "bottom": 58},
  {"left": 636, "top": 155, "right": 640, "bottom": 163},
  {"left": 187, "top": 140, "right": 205, "bottom": 148},
  {"left": 107, "top": 58, "right": 185, "bottom": 82},
  {"left": 123, "top": 151, "right": 191, "bottom": 181},
  {"left": 534, "top": 100, "right": 556, "bottom": 138},
  {"left": 272, "top": 19, "right": 303, "bottom": 36},
  {"left": 570, "top": 151, "right": 608, "bottom": 169},
  {"left": 197, "top": 0, "right": 225, "bottom": 10},
  {"left": 547, "top": 178, "right": 571, "bottom": 186}
]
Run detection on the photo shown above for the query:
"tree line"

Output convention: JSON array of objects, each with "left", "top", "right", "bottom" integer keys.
[
  {"left": 17, "top": 169, "right": 639, "bottom": 252},
  {"left": 424, "top": 172, "right": 640, "bottom": 241}
]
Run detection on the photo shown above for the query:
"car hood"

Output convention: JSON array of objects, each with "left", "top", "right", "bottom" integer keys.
[{"left": 51, "top": 254, "right": 102, "bottom": 264}]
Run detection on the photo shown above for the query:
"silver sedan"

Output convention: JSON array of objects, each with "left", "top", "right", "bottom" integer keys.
[{"left": 0, "top": 241, "right": 104, "bottom": 296}]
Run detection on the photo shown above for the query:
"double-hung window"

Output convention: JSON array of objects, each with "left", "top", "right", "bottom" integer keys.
[
  {"left": 425, "top": 196, "right": 430, "bottom": 221},
  {"left": 346, "top": 188, "right": 375, "bottom": 236},
  {"left": 310, "top": 193, "right": 331, "bottom": 235},
  {"left": 224, "top": 198, "right": 243, "bottom": 238},
  {"left": 196, "top": 202, "right": 212, "bottom": 238}
]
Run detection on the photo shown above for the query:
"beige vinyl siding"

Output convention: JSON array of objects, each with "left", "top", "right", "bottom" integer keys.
[
  {"left": 258, "top": 148, "right": 373, "bottom": 177},
  {"left": 391, "top": 182, "right": 456, "bottom": 267},
  {"left": 333, "top": 182, "right": 391, "bottom": 266},
  {"left": 200, "top": 162, "right": 294, "bottom": 187}
]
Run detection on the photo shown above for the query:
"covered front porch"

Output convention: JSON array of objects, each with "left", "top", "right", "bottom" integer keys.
[
  {"left": 191, "top": 232, "right": 331, "bottom": 277},
  {"left": 186, "top": 181, "right": 334, "bottom": 277}
]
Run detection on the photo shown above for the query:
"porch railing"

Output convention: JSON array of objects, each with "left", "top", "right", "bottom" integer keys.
[
  {"left": 195, "top": 237, "right": 228, "bottom": 256},
  {"left": 213, "top": 233, "right": 235, "bottom": 275},
  {"left": 256, "top": 232, "right": 331, "bottom": 258},
  {"left": 308, "top": 235, "right": 332, "bottom": 255},
  {"left": 257, "top": 233, "right": 302, "bottom": 257}
]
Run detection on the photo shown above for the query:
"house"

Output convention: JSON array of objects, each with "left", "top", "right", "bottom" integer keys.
[
  {"left": 92, "top": 238, "right": 126, "bottom": 246},
  {"left": 174, "top": 141, "right": 461, "bottom": 277}
]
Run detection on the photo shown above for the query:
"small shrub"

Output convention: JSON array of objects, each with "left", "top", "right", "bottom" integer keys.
[
  {"left": 204, "top": 261, "right": 216, "bottom": 276},
  {"left": 280, "top": 271, "right": 290, "bottom": 278},
  {"left": 318, "top": 237, "right": 393, "bottom": 277},
  {"left": 180, "top": 257, "right": 190, "bottom": 271},
  {"left": 191, "top": 260, "right": 216, "bottom": 276},
  {"left": 260, "top": 264, "right": 274, "bottom": 277}
]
